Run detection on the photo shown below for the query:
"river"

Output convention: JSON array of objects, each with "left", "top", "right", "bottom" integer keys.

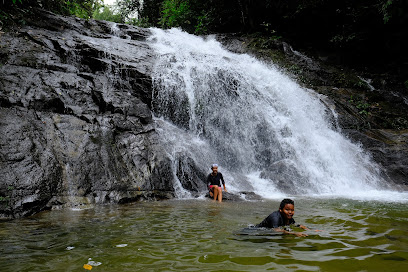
[{"left": 1, "top": 198, "right": 407, "bottom": 271}]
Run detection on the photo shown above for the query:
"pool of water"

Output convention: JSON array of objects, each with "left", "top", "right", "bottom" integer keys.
[{"left": 1, "top": 198, "right": 407, "bottom": 271}]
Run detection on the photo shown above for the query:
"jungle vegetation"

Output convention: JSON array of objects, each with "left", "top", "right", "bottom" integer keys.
[{"left": 1, "top": 0, "right": 407, "bottom": 81}]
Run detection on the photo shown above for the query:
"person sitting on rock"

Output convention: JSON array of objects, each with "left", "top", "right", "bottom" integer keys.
[
  {"left": 256, "top": 198, "right": 311, "bottom": 237},
  {"left": 207, "top": 164, "right": 227, "bottom": 202}
]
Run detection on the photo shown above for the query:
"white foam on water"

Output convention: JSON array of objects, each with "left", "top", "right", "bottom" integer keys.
[
  {"left": 146, "top": 28, "right": 403, "bottom": 201},
  {"left": 116, "top": 244, "right": 128, "bottom": 248},
  {"left": 245, "top": 172, "right": 285, "bottom": 199},
  {"left": 310, "top": 189, "right": 408, "bottom": 203}
]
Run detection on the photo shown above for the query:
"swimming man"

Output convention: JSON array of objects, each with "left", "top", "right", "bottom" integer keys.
[{"left": 256, "top": 198, "right": 309, "bottom": 237}]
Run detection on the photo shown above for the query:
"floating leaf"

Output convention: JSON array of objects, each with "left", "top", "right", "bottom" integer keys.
[{"left": 83, "top": 264, "right": 92, "bottom": 270}]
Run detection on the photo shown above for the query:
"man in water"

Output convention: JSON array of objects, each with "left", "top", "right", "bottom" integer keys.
[
  {"left": 207, "top": 164, "right": 227, "bottom": 202},
  {"left": 256, "top": 198, "right": 309, "bottom": 237}
]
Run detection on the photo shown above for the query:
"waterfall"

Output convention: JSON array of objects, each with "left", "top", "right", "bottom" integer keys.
[
  {"left": 146, "top": 28, "right": 398, "bottom": 199},
  {"left": 110, "top": 22, "right": 121, "bottom": 37}
]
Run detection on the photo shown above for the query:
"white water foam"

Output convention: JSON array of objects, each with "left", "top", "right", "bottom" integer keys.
[
  {"left": 147, "top": 28, "right": 405, "bottom": 201},
  {"left": 245, "top": 172, "right": 286, "bottom": 199}
]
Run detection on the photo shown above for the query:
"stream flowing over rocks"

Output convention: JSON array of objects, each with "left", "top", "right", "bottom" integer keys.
[{"left": 0, "top": 10, "right": 407, "bottom": 218}]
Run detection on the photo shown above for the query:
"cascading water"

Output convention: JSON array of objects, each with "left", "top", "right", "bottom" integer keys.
[{"left": 147, "top": 28, "right": 399, "bottom": 200}]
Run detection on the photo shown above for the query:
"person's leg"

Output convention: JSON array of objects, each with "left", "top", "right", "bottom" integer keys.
[
  {"left": 212, "top": 186, "right": 219, "bottom": 201},
  {"left": 217, "top": 186, "right": 222, "bottom": 202}
]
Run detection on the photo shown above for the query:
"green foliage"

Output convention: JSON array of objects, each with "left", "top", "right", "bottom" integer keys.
[
  {"left": 64, "top": 0, "right": 102, "bottom": 19},
  {"left": 248, "top": 35, "right": 282, "bottom": 51},
  {"left": 2, "top": 0, "right": 103, "bottom": 23},
  {"left": 93, "top": 5, "right": 122, "bottom": 22},
  {"left": 349, "top": 95, "right": 379, "bottom": 116},
  {"left": 0, "top": 196, "right": 11, "bottom": 210},
  {"left": 194, "top": 13, "right": 209, "bottom": 34},
  {"left": 330, "top": 33, "right": 356, "bottom": 47},
  {"left": 158, "top": 0, "right": 214, "bottom": 34},
  {"left": 127, "top": 17, "right": 151, "bottom": 27},
  {"left": 355, "top": 79, "right": 370, "bottom": 90},
  {"left": 0, "top": 0, "right": 30, "bottom": 27},
  {"left": 379, "top": 0, "right": 394, "bottom": 24},
  {"left": 116, "top": 0, "right": 142, "bottom": 23},
  {"left": 159, "top": 0, "right": 191, "bottom": 28},
  {"left": 65, "top": 1, "right": 87, "bottom": 18},
  {"left": 0, "top": 186, "right": 14, "bottom": 208}
]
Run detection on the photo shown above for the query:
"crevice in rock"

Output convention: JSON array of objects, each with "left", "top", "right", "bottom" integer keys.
[{"left": 30, "top": 97, "right": 66, "bottom": 114}]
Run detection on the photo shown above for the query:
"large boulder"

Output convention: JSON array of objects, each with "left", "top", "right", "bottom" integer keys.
[{"left": 0, "top": 10, "right": 206, "bottom": 218}]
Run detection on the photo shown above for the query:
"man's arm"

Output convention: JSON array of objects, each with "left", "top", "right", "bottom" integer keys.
[
  {"left": 296, "top": 223, "right": 322, "bottom": 232},
  {"left": 273, "top": 228, "right": 308, "bottom": 237},
  {"left": 206, "top": 174, "right": 211, "bottom": 188},
  {"left": 220, "top": 173, "right": 227, "bottom": 191}
]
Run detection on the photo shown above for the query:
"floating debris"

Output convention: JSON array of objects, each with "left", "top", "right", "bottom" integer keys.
[{"left": 88, "top": 260, "right": 102, "bottom": 266}]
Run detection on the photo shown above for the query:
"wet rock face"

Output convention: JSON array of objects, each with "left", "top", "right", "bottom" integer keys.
[
  {"left": 0, "top": 11, "right": 194, "bottom": 218},
  {"left": 345, "top": 129, "right": 408, "bottom": 188}
]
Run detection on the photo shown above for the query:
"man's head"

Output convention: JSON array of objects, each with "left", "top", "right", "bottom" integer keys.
[
  {"left": 211, "top": 164, "right": 218, "bottom": 174},
  {"left": 279, "top": 198, "right": 295, "bottom": 220}
]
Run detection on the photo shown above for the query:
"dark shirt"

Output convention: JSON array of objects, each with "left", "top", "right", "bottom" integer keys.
[
  {"left": 207, "top": 172, "right": 225, "bottom": 188},
  {"left": 256, "top": 210, "right": 296, "bottom": 228}
]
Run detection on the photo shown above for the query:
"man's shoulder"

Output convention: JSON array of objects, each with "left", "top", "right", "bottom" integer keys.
[
  {"left": 257, "top": 210, "right": 281, "bottom": 228},
  {"left": 270, "top": 210, "right": 280, "bottom": 216},
  {"left": 265, "top": 210, "right": 280, "bottom": 220}
]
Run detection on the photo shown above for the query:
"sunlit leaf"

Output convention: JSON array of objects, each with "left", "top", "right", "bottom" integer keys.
[{"left": 83, "top": 264, "right": 92, "bottom": 270}]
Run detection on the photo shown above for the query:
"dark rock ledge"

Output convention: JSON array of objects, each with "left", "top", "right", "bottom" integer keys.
[{"left": 0, "top": 10, "right": 200, "bottom": 219}]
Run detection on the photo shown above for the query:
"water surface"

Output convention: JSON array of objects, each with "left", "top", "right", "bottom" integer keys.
[{"left": 1, "top": 199, "right": 407, "bottom": 271}]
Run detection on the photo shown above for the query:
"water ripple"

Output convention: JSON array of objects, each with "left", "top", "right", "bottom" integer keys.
[{"left": 1, "top": 199, "right": 407, "bottom": 271}]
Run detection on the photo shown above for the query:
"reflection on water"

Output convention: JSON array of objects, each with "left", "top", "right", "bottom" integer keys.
[{"left": 0, "top": 199, "right": 407, "bottom": 271}]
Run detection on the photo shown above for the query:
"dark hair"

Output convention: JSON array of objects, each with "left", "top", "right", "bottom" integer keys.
[{"left": 279, "top": 198, "right": 294, "bottom": 210}]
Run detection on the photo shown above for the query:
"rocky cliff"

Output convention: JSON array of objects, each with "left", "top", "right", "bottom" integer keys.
[{"left": 0, "top": 10, "right": 209, "bottom": 218}]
